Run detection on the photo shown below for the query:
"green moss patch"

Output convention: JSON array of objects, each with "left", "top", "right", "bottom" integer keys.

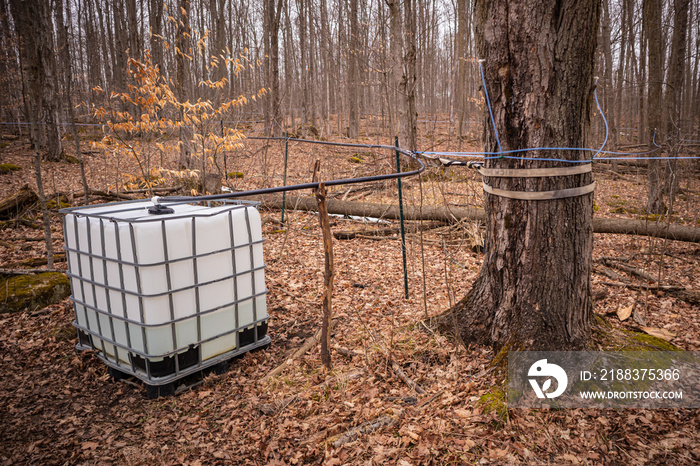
[
  {"left": 0, "top": 163, "right": 21, "bottom": 174},
  {"left": 593, "top": 314, "right": 681, "bottom": 351},
  {"left": 0, "top": 272, "right": 71, "bottom": 314},
  {"left": 478, "top": 386, "right": 508, "bottom": 424},
  {"left": 46, "top": 197, "right": 71, "bottom": 210},
  {"left": 226, "top": 171, "right": 244, "bottom": 179}
]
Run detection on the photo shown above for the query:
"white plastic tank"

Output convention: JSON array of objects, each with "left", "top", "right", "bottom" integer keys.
[{"left": 61, "top": 199, "right": 269, "bottom": 384}]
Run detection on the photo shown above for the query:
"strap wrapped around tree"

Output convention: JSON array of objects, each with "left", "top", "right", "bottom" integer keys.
[{"left": 438, "top": 0, "right": 601, "bottom": 351}]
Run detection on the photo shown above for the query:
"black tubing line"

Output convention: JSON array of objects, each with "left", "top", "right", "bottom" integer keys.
[{"left": 159, "top": 137, "right": 425, "bottom": 203}]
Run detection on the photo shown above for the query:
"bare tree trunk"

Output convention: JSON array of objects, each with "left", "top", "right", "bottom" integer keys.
[
  {"left": 176, "top": 0, "right": 193, "bottom": 168},
  {"left": 637, "top": 11, "right": 646, "bottom": 146},
  {"left": 347, "top": 0, "right": 359, "bottom": 138},
  {"left": 455, "top": 0, "right": 469, "bottom": 150},
  {"left": 95, "top": 0, "right": 112, "bottom": 97},
  {"left": 401, "top": 0, "right": 418, "bottom": 151},
  {"left": 112, "top": 0, "right": 127, "bottom": 95},
  {"left": 387, "top": 0, "right": 402, "bottom": 139},
  {"left": 125, "top": 0, "right": 141, "bottom": 59},
  {"left": 149, "top": 0, "right": 165, "bottom": 74},
  {"left": 9, "top": 0, "right": 63, "bottom": 161},
  {"left": 8, "top": 0, "right": 56, "bottom": 265},
  {"left": 439, "top": 0, "right": 600, "bottom": 351},
  {"left": 264, "top": 0, "right": 283, "bottom": 136},
  {"left": 56, "top": 0, "right": 89, "bottom": 204},
  {"left": 663, "top": 0, "right": 691, "bottom": 207},
  {"left": 645, "top": 0, "right": 665, "bottom": 214},
  {"left": 601, "top": 0, "right": 617, "bottom": 152}
]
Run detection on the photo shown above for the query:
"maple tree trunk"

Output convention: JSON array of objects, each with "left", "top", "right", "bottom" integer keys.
[
  {"left": 645, "top": 0, "right": 664, "bottom": 214},
  {"left": 437, "top": 0, "right": 601, "bottom": 351},
  {"left": 9, "top": 0, "right": 63, "bottom": 161}
]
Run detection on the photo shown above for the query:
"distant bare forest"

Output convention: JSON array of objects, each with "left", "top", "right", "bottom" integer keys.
[{"left": 1, "top": 0, "right": 699, "bottom": 149}]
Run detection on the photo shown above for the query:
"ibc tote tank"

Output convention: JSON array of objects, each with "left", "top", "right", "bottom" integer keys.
[{"left": 60, "top": 199, "right": 269, "bottom": 387}]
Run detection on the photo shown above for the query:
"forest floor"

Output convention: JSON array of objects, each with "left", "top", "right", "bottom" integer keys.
[{"left": 0, "top": 125, "right": 699, "bottom": 465}]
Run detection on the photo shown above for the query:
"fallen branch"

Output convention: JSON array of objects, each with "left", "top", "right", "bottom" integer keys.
[
  {"left": 88, "top": 190, "right": 137, "bottom": 201},
  {"left": 601, "top": 258, "right": 658, "bottom": 283},
  {"left": 334, "top": 226, "right": 401, "bottom": 240},
  {"left": 335, "top": 347, "right": 361, "bottom": 358},
  {"left": 369, "top": 330, "right": 427, "bottom": 394},
  {"left": 597, "top": 281, "right": 700, "bottom": 305},
  {"left": 391, "top": 361, "right": 425, "bottom": 395},
  {"left": 330, "top": 408, "right": 403, "bottom": 448},
  {"left": 593, "top": 266, "right": 627, "bottom": 282},
  {"left": 262, "top": 328, "right": 322, "bottom": 381},
  {"left": 248, "top": 195, "right": 700, "bottom": 243}
]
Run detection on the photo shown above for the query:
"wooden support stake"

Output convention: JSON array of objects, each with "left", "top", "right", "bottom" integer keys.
[{"left": 315, "top": 180, "right": 334, "bottom": 371}]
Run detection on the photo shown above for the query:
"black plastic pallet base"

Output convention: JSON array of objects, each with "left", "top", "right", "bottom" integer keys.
[{"left": 108, "top": 341, "right": 271, "bottom": 399}]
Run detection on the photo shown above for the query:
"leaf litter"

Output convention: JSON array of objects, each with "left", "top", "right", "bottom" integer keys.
[{"left": 0, "top": 130, "right": 698, "bottom": 464}]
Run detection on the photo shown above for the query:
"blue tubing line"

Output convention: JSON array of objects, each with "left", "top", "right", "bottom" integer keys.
[
  {"left": 479, "top": 61, "right": 503, "bottom": 155},
  {"left": 419, "top": 145, "right": 663, "bottom": 157},
  {"left": 591, "top": 80, "right": 608, "bottom": 159}
]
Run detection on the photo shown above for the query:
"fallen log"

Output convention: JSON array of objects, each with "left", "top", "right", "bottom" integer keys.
[
  {"left": 333, "top": 221, "right": 443, "bottom": 240},
  {"left": 251, "top": 194, "right": 486, "bottom": 224},
  {"left": 0, "top": 184, "right": 38, "bottom": 219},
  {"left": 248, "top": 195, "right": 700, "bottom": 243},
  {"left": 593, "top": 218, "right": 700, "bottom": 243},
  {"left": 3, "top": 253, "right": 66, "bottom": 269}
]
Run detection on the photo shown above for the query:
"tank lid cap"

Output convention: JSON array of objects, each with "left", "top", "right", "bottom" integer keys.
[{"left": 148, "top": 204, "right": 175, "bottom": 215}]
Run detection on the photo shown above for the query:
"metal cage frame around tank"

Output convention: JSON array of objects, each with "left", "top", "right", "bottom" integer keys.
[{"left": 60, "top": 198, "right": 270, "bottom": 386}]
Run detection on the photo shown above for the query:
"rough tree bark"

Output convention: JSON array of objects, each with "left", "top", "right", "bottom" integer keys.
[
  {"left": 400, "top": 0, "right": 418, "bottom": 151},
  {"left": 9, "top": 0, "right": 63, "bottom": 161},
  {"left": 386, "top": 0, "right": 417, "bottom": 151},
  {"left": 149, "top": 0, "right": 164, "bottom": 69},
  {"left": 455, "top": 0, "right": 469, "bottom": 150},
  {"left": 264, "top": 0, "right": 283, "bottom": 136},
  {"left": 437, "top": 0, "right": 601, "bottom": 351},
  {"left": 347, "top": 0, "right": 360, "bottom": 138},
  {"left": 662, "top": 0, "right": 691, "bottom": 208},
  {"left": 645, "top": 0, "right": 664, "bottom": 214},
  {"left": 387, "top": 0, "right": 402, "bottom": 138}
]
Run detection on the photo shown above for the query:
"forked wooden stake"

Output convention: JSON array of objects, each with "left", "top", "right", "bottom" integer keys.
[{"left": 313, "top": 161, "right": 334, "bottom": 370}]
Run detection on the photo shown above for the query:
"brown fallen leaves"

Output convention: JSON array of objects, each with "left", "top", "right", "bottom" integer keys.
[{"left": 0, "top": 131, "right": 699, "bottom": 464}]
